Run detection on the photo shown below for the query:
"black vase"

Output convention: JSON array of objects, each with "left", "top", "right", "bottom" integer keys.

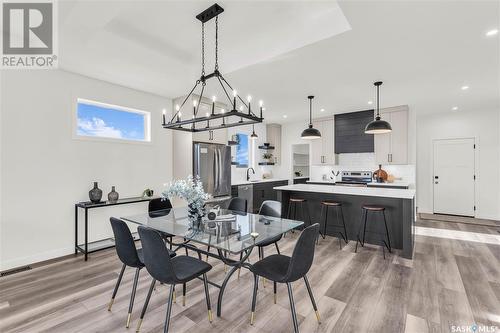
[
  {"left": 108, "top": 186, "right": 119, "bottom": 202},
  {"left": 89, "top": 182, "right": 103, "bottom": 203}
]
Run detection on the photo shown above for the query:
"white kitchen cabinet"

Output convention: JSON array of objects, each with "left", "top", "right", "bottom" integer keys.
[
  {"left": 266, "top": 124, "right": 281, "bottom": 165},
  {"left": 193, "top": 127, "right": 227, "bottom": 144},
  {"left": 375, "top": 108, "right": 408, "bottom": 164},
  {"left": 310, "top": 118, "right": 335, "bottom": 165}
]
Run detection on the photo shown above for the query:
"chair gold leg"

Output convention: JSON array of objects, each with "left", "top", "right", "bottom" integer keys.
[
  {"left": 315, "top": 310, "right": 321, "bottom": 323},
  {"left": 126, "top": 313, "right": 131, "bottom": 328},
  {"left": 250, "top": 311, "right": 255, "bottom": 325},
  {"left": 135, "top": 318, "right": 143, "bottom": 333},
  {"left": 107, "top": 298, "right": 114, "bottom": 311},
  {"left": 208, "top": 309, "right": 213, "bottom": 323}
]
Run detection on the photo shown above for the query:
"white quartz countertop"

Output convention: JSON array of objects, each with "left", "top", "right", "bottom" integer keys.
[
  {"left": 274, "top": 184, "right": 415, "bottom": 199},
  {"left": 232, "top": 178, "right": 289, "bottom": 186}
]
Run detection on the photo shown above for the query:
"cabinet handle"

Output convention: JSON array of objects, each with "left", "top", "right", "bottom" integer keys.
[
  {"left": 389, "top": 154, "right": 393, "bottom": 163},
  {"left": 387, "top": 154, "right": 390, "bottom": 162}
]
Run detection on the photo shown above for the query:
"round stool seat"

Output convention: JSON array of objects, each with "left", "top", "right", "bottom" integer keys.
[
  {"left": 321, "top": 201, "right": 341, "bottom": 206},
  {"left": 362, "top": 205, "right": 385, "bottom": 211},
  {"left": 290, "top": 198, "right": 306, "bottom": 203}
]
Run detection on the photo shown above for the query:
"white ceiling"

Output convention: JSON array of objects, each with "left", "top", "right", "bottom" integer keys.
[{"left": 59, "top": 1, "right": 500, "bottom": 123}]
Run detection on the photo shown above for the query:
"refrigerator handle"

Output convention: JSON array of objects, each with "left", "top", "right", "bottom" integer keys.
[{"left": 215, "top": 148, "right": 220, "bottom": 192}]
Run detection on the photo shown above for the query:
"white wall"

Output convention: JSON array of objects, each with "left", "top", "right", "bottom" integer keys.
[
  {"left": 417, "top": 109, "right": 500, "bottom": 220},
  {"left": 0, "top": 70, "right": 173, "bottom": 271}
]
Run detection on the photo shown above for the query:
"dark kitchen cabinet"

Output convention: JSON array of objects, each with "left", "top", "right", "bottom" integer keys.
[{"left": 252, "top": 180, "right": 289, "bottom": 213}]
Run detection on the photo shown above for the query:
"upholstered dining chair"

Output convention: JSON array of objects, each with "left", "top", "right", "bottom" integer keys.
[
  {"left": 228, "top": 197, "right": 248, "bottom": 212},
  {"left": 108, "top": 217, "right": 176, "bottom": 328},
  {"left": 249, "top": 223, "right": 321, "bottom": 333},
  {"left": 137, "top": 226, "right": 213, "bottom": 333}
]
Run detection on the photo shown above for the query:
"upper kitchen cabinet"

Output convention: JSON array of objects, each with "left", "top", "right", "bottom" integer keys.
[
  {"left": 266, "top": 124, "right": 282, "bottom": 165},
  {"left": 311, "top": 118, "right": 335, "bottom": 165},
  {"left": 334, "top": 110, "right": 374, "bottom": 154},
  {"left": 374, "top": 106, "right": 409, "bottom": 164}
]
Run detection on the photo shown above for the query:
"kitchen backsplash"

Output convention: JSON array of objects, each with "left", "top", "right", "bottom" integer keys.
[{"left": 310, "top": 153, "right": 416, "bottom": 185}]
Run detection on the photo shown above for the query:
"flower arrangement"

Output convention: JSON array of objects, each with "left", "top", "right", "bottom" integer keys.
[{"left": 162, "top": 175, "right": 210, "bottom": 221}]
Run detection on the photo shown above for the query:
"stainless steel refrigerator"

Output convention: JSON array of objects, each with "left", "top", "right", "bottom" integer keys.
[{"left": 193, "top": 142, "right": 231, "bottom": 197}]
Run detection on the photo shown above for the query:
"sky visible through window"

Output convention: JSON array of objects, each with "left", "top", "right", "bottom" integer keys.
[
  {"left": 236, "top": 133, "right": 249, "bottom": 167},
  {"left": 77, "top": 101, "right": 147, "bottom": 141}
]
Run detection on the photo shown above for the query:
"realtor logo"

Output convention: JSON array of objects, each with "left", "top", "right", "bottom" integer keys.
[{"left": 1, "top": 1, "right": 58, "bottom": 68}]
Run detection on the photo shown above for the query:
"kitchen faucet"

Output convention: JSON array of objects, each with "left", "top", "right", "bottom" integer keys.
[{"left": 246, "top": 167, "right": 255, "bottom": 181}]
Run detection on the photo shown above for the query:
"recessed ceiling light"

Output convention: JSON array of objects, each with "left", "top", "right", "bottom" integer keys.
[
  {"left": 452, "top": 106, "right": 458, "bottom": 111},
  {"left": 320, "top": 108, "right": 325, "bottom": 112},
  {"left": 368, "top": 101, "right": 373, "bottom": 105},
  {"left": 486, "top": 29, "right": 498, "bottom": 36},
  {"left": 461, "top": 85, "right": 469, "bottom": 90},
  {"left": 283, "top": 115, "right": 288, "bottom": 119}
]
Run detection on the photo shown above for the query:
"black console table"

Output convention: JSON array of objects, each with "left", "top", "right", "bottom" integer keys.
[{"left": 75, "top": 196, "right": 157, "bottom": 261}]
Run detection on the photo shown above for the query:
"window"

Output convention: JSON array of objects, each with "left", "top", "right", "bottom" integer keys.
[
  {"left": 235, "top": 133, "right": 249, "bottom": 168},
  {"left": 76, "top": 98, "right": 151, "bottom": 142}
]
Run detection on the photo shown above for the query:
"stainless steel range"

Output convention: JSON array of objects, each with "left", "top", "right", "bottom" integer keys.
[{"left": 336, "top": 171, "right": 373, "bottom": 187}]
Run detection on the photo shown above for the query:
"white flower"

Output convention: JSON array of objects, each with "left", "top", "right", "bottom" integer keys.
[{"left": 161, "top": 175, "right": 210, "bottom": 220}]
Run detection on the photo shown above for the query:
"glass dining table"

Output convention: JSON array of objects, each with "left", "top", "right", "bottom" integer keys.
[{"left": 121, "top": 206, "right": 303, "bottom": 317}]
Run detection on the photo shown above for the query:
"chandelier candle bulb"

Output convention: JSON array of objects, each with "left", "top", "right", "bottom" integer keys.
[
  {"left": 175, "top": 105, "right": 181, "bottom": 122},
  {"left": 211, "top": 96, "right": 216, "bottom": 115},
  {"left": 162, "top": 109, "right": 166, "bottom": 125},
  {"left": 233, "top": 90, "right": 237, "bottom": 110},
  {"left": 259, "top": 101, "right": 263, "bottom": 118}
]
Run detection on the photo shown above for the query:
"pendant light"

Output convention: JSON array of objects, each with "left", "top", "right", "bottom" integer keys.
[
  {"left": 365, "top": 81, "right": 392, "bottom": 134},
  {"left": 250, "top": 124, "right": 258, "bottom": 139},
  {"left": 301, "top": 95, "right": 321, "bottom": 139}
]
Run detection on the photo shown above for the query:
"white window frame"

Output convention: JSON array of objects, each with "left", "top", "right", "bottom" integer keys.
[{"left": 73, "top": 98, "right": 152, "bottom": 144}]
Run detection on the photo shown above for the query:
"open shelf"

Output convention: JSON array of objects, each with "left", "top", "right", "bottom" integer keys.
[
  {"left": 227, "top": 140, "right": 239, "bottom": 146},
  {"left": 258, "top": 162, "right": 275, "bottom": 165},
  {"left": 258, "top": 145, "right": 275, "bottom": 150}
]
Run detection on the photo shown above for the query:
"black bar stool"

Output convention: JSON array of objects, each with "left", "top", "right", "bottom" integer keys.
[
  {"left": 355, "top": 205, "right": 392, "bottom": 259},
  {"left": 319, "top": 201, "right": 348, "bottom": 249},
  {"left": 286, "top": 198, "right": 312, "bottom": 230}
]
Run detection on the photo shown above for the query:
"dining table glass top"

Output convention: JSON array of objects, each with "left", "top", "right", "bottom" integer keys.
[{"left": 121, "top": 207, "right": 303, "bottom": 254}]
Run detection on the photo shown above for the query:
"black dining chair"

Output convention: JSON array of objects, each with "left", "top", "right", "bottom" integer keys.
[
  {"left": 249, "top": 223, "right": 321, "bottom": 333},
  {"left": 228, "top": 197, "right": 248, "bottom": 212},
  {"left": 137, "top": 226, "right": 213, "bottom": 333},
  {"left": 206, "top": 197, "right": 248, "bottom": 262},
  {"left": 108, "top": 217, "right": 176, "bottom": 328}
]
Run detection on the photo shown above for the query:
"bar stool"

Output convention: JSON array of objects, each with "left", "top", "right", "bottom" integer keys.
[
  {"left": 286, "top": 198, "right": 312, "bottom": 230},
  {"left": 319, "top": 201, "right": 348, "bottom": 249},
  {"left": 355, "top": 205, "right": 392, "bottom": 259}
]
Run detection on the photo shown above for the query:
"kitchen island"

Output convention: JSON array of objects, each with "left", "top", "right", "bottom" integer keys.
[{"left": 274, "top": 184, "right": 416, "bottom": 259}]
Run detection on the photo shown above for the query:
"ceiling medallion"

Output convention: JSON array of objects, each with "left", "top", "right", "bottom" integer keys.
[{"left": 163, "top": 3, "right": 264, "bottom": 132}]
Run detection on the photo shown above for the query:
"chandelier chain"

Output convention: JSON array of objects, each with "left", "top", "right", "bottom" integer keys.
[
  {"left": 215, "top": 16, "right": 219, "bottom": 70},
  {"left": 201, "top": 22, "right": 205, "bottom": 75}
]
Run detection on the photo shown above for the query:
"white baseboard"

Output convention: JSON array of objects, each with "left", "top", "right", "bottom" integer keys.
[{"left": 1, "top": 246, "right": 74, "bottom": 272}]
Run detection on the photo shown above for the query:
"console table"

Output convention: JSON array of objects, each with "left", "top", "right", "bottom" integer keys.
[{"left": 75, "top": 196, "right": 157, "bottom": 261}]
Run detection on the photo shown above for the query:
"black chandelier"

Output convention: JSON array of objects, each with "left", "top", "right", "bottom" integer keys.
[{"left": 162, "top": 3, "right": 264, "bottom": 133}]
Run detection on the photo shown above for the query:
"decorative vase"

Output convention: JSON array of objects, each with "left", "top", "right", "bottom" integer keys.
[
  {"left": 89, "top": 182, "right": 102, "bottom": 203},
  {"left": 188, "top": 202, "right": 204, "bottom": 229},
  {"left": 108, "top": 186, "right": 119, "bottom": 202}
]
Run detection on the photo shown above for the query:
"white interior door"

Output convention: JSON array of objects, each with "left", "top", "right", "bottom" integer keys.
[{"left": 433, "top": 138, "right": 475, "bottom": 217}]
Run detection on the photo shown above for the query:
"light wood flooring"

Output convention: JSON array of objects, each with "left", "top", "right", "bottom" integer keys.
[{"left": 1, "top": 219, "right": 499, "bottom": 333}]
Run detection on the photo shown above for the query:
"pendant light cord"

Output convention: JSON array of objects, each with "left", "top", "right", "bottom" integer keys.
[
  {"left": 201, "top": 23, "right": 205, "bottom": 76},
  {"left": 376, "top": 84, "right": 380, "bottom": 117},
  {"left": 215, "top": 16, "right": 219, "bottom": 71}
]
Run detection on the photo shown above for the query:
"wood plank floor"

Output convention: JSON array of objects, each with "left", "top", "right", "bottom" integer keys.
[{"left": 1, "top": 219, "right": 499, "bottom": 333}]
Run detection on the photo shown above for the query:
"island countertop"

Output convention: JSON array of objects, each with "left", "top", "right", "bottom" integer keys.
[{"left": 274, "top": 184, "right": 415, "bottom": 199}]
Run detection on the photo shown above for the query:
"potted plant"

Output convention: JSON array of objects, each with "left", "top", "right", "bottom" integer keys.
[{"left": 263, "top": 152, "right": 274, "bottom": 163}]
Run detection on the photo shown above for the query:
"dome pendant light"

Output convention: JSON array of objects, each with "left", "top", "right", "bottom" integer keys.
[
  {"left": 365, "top": 81, "right": 392, "bottom": 134},
  {"left": 250, "top": 124, "right": 258, "bottom": 139},
  {"left": 301, "top": 95, "right": 322, "bottom": 139}
]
